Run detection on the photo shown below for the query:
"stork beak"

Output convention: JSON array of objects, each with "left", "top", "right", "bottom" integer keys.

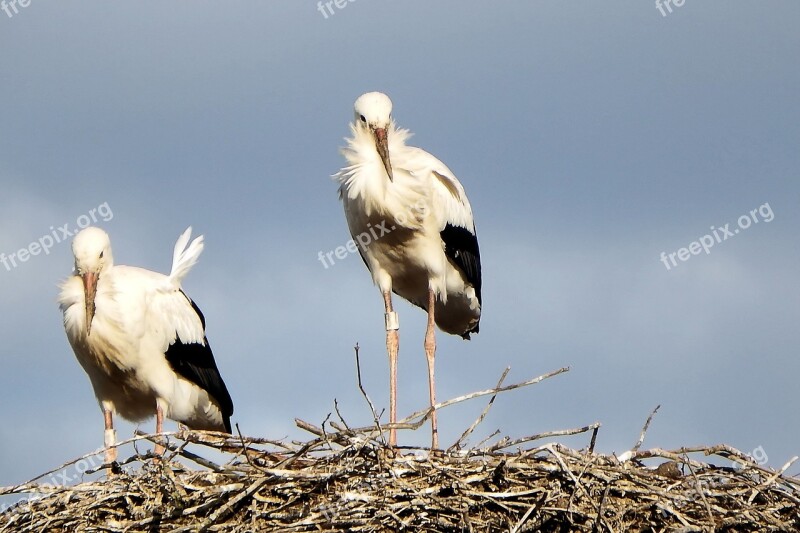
[
  {"left": 82, "top": 271, "right": 98, "bottom": 336},
  {"left": 373, "top": 127, "right": 393, "bottom": 182}
]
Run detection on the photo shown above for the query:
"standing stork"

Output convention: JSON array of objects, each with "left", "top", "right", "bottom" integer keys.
[
  {"left": 58, "top": 226, "right": 234, "bottom": 464},
  {"left": 334, "top": 91, "right": 482, "bottom": 449}
]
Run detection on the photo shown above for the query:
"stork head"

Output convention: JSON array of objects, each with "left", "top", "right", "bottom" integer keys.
[
  {"left": 354, "top": 91, "right": 394, "bottom": 181},
  {"left": 71, "top": 227, "right": 113, "bottom": 336}
]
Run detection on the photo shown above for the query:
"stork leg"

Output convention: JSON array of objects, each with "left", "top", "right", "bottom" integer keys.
[
  {"left": 154, "top": 404, "right": 165, "bottom": 456},
  {"left": 383, "top": 291, "right": 399, "bottom": 447},
  {"left": 103, "top": 408, "right": 117, "bottom": 465},
  {"left": 424, "top": 288, "right": 439, "bottom": 450}
]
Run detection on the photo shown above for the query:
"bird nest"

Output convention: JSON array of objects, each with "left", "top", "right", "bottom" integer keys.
[{"left": 2, "top": 367, "right": 799, "bottom": 532}]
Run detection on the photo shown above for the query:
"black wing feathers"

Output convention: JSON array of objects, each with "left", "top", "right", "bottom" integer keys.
[
  {"left": 164, "top": 292, "right": 234, "bottom": 433},
  {"left": 440, "top": 223, "right": 482, "bottom": 305}
]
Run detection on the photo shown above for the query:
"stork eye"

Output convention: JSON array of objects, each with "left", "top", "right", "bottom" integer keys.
[
  {"left": 360, "top": 115, "right": 367, "bottom": 123},
  {"left": 99, "top": 251, "right": 104, "bottom": 259}
]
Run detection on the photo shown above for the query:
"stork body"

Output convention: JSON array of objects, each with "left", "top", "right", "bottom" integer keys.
[
  {"left": 334, "top": 92, "right": 482, "bottom": 448},
  {"left": 59, "top": 227, "right": 233, "bottom": 463}
]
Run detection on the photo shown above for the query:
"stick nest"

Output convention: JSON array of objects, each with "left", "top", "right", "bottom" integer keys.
[{"left": 2, "top": 368, "right": 798, "bottom": 532}]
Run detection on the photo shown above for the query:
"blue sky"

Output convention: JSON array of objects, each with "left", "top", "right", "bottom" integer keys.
[{"left": 1, "top": 1, "right": 798, "bottom": 488}]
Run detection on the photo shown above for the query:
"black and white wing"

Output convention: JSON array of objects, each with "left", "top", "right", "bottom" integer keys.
[
  {"left": 163, "top": 292, "right": 234, "bottom": 432},
  {"left": 423, "top": 153, "right": 482, "bottom": 306}
]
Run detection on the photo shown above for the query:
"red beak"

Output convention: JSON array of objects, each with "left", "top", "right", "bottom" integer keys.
[
  {"left": 82, "top": 272, "right": 98, "bottom": 335},
  {"left": 373, "top": 127, "right": 393, "bottom": 181}
]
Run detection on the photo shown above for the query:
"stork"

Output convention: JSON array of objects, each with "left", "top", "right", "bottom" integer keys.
[
  {"left": 58, "top": 226, "right": 234, "bottom": 464},
  {"left": 334, "top": 91, "right": 482, "bottom": 449}
]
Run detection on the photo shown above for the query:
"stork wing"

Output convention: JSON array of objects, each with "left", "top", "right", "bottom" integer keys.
[
  {"left": 162, "top": 228, "right": 233, "bottom": 425},
  {"left": 144, "top": 280, "right": 234, "bottom": 432},
  {"left": 417, "top": 151, "right": 482, "bottom": 305},
  {"left": 439, "top": 221, "right": 482, "bottom": 305}
]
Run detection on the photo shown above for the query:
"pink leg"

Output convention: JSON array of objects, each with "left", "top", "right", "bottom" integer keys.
[
  {"left": 424, "top": 288, "right": 439, "bottom": 450},
  {"left": 154, "top": 404, "right": 165, "bottom": 456},
  {"left": 383, "top": 291, "right": 399, "bottom": 447},
  {"left": 103, "top": 408, "right": 117, "bottom": 465}
]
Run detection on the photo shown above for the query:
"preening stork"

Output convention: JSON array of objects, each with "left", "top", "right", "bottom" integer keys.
[
  {"left": 334, "top": 91, "right": 482, "bottom": 449},
  {"left": 59, "top": 226, "right": 234, "bottom": 464}
]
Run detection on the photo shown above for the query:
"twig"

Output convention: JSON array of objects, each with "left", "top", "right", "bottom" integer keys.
[
  {"left": 592, "top": 482, "right": 613, "bottom": 533},
  {"left": 450, "top": 367, "right": 510, "bottom": 452},
  {"left": 3, "top": 431, "right": 182, "bottom": 491},
  {"left": 354, "top": 343, "right": 386, "bottom": 445},
  {"left": 475, "top": 430, "right": 501, "bottom": 450},
  {"left": 333, "top": 399, "right": 352, "bottom": 434},
  {"left": 234, "top": 423, "right": 269, "bottom": 474},
  {"left": 198, "top": 477, "right": 269, "bottom": 531},
  {"left": 301, "top": 367, "right": 570, "bottom": 443},
  {"left": 589, "top": 423, "right": 600, "bottom": 454},
  {"left": 133, "top": 430, "right": 223, "bottom": 471},
  {"left": 399, "top": 366, "right": 570, "bottom": 428},
  {"left": 486, "top": 424, "right": 600, "bottom": 453},
  {"left": 509, "top": 492, "right": 546, "bottom": 533},
  {"left": 631, "top": 405, "right": 660, "bottom": 453},
  {"left": 684, "top": 452, "right": 714, "bottom": 526},
  {"left": 748, "top": 455, "right": 799, "bottom": 504}
]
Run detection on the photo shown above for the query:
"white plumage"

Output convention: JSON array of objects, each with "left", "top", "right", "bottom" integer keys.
[
  {"left": 334, "top": 91, "right": 482, "bottom": 448},
  {"left": 59, "top": 226, "right": 233, "bottom": 463}
]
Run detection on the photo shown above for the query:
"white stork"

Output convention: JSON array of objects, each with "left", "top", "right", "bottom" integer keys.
[
  {"left": 334, "top": 91, "right": 482, "bottom": 449},
  {"left": 58, "top": 226, "right": 234, "bottom": 464}
]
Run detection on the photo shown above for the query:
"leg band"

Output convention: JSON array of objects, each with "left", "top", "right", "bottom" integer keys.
[
  {"left": 104, "top": 429, "right": 117, "bottom": 448},
  {"left": 385, "top": 311, "right": 399, "bottom": 331}
]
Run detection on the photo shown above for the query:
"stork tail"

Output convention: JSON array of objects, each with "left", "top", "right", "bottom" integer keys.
[{"left": 169, "top": 227, "right": 205, "bottom": 285}]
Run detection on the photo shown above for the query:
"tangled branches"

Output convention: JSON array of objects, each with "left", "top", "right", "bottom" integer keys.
[{"left": 1, "top": 367, "right": 798, "bottom": 532}]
